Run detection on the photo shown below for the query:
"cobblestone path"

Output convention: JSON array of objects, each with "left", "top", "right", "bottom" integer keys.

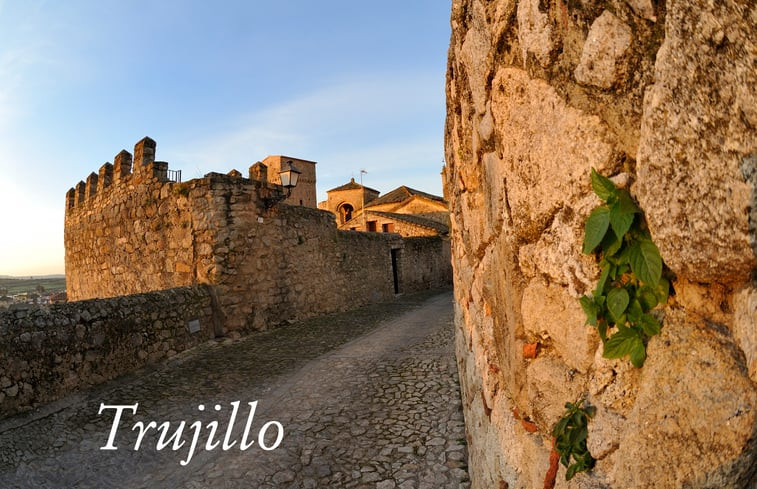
[{"left": 0, "top": 289, "right": 468, "bottom": 488}]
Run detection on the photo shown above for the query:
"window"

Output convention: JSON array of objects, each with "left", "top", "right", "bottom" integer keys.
[
  {"left": 338, "top": 203, "right": 354, "bottom": 224},
  {"left": 367, "top": 221, "right": 378, "bottom": 232},
  {"left": 382, "top": 223, "right": 394, "bottom": 233}
]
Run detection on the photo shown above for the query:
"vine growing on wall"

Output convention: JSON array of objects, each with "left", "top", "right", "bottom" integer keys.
[
  {"left": 579, "top": 169, "right": 669, "bottom": 368},
  {"left": 552, "top": 399, "right": 596, "bottom": 481}
]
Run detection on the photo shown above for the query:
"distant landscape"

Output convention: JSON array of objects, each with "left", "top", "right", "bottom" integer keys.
[{"left": 0, "top": 275, "right": 66, "bottom": 296}]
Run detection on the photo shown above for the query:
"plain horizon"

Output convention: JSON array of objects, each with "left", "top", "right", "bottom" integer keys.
[{"left": 0, "top": 1, "right": 451, "bottom": 276}]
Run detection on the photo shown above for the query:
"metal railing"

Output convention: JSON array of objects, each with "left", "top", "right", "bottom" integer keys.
[{"left": 166, "top": 169, "right": 182, "bottom": 183}]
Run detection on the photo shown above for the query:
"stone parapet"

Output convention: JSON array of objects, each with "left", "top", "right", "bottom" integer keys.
[
  {"left": 65, "top": 137, "right": 182, "bottom": 214},
  {"left": 0, "top": 285, "right": 217, "bottom": 419}
]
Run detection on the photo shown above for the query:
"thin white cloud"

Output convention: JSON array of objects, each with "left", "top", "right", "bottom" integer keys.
[{"left": 168, "top": 71, "right": 444, "bottom": 197}]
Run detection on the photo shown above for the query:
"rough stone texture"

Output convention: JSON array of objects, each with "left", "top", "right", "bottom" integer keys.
[
  {"left": 574, "top": 11, "right": 633, "bottom": 89},
  {"left": 636, "top": 0, "right": 757, "bottom": 284},
  {"left": 0, "top": 286, "right": 216, "bottom": 419},
  {"left": 734, "top": 286, "right": 757, "bottom": 382},
  {"left": 401, "top": 237, "right": 453, "bottom": 292},
  {"left": 625, "top": 0, "right": 656, "bottom": 22},
  {"left": 445, "top": 0, "right": 757, "bottom": 487},
  {"left": 65, "top": 142, "right": 452, "bottom": 333},
  {"left": 606, "top": 309, "right": 757, "bottom": 488},
  {"left": 517, "top": 0, "right": 555, "bottom": 68},
  {"left": 521, "top": 280, "right": 598, "bottom": 373},
  {"left": 491, "top": 68, "right": 619, "bottom": 242}
]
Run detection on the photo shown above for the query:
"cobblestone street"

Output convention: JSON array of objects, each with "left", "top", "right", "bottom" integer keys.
[{"left": 0, "top": 289, "right": 468, "bottom": 488}]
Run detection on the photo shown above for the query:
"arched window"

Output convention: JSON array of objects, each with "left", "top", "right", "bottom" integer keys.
[{"left": 338, "top": 203, "right": 354, "bottom": 224}]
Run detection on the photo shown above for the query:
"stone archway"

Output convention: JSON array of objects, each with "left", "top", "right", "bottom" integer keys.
[{"left": 337, "top": 203, "right": 354, "bottom": 224}]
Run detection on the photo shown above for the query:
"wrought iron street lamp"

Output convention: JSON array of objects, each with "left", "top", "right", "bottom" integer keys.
[
  {"left": 263, "top": 160, "right": 301, "bottom": 208},
  {"left": 279, "top": 160, "right": 301, "bottom": 193}
]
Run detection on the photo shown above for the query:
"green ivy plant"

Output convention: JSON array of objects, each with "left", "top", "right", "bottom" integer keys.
[
  {"left": 579, "top": 169, "right": 669, "bottom": 368},
  {"left": 553, "top": 399, "right": 596, "bottom": 481}
]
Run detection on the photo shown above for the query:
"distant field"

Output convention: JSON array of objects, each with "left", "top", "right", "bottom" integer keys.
[{"left": 0, "top": 277, "right": 66, "bottom": 295}]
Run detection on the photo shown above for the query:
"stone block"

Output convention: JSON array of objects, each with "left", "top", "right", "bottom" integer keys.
[
  {"left": 490, "top": 67, "right": 618, "bottom": 241},
  {"left": 636, "top": 0, "right": 757, "bottom": 283},
  {"left": 517, "top": 0, "right": 554, "bottom": 68},
  {"left": 521, "top": 279, "right": 598, "bottom": 373},
  {"left": 574, "top": 11, "right": 633, "bottom": 89},
  {"left": 608, "top": 309, "right": 757, "bottom": 487}
]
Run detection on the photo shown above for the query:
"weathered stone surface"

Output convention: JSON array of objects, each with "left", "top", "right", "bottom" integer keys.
[
  {"left": 490, "top": 67, "right": 618, "bottom": 241},
  {"left": 608, "top": 309, "right": 757, "bottom": 488},
  {"left": 0, "top": 286, "right": 216, "bottom": 419},
  {"left": 445, "top": 0, "right": 757, "bottom": 487},
  {"left": 460, "top": 1, "right": 493, "bottom": 114},
  {"left": 517, "top": 0, "right": 554, "bottom": 67},
  {"left": 518, "top": 199, "right": 599, "bottom": 297},
  {"left": 733, "top": 286, "right": 757, "bottom": 382},
  {"left": 636, "top": 0, "right": 757, "bottom": 283},
  {"left": 521, "top": 279, "right": 598, "bottom": 373},
  {"left": 525, "top": 356, "right": 586, "bottom": 431},
  {"left": 625, "top": 0, "right": 656, "bottom": 21},
  {"left": 574, "top": 11, "right": 633, "bottom": 89}
]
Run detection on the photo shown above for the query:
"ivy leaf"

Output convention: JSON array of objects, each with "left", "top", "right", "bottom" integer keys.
[
  {"left": 603, "top": 326, "right": 641, "bottom": 359},
  {"left": 637, "top": 286, "right": 659, "bottom": 312},
  {"left": 639, "top": 313, "right": 661, "bottom": 337},
  {"left": 591, "top": 168, "right": 617, "bottom": 202},
  {"left": 579, "top": 295, "right": 598, "bottom": 325},
  {"left": 583, "top": 206, "right": 610, "bottom": 254},
  {"left": 597, "top": 321, "right": 608, "bottom": 342},
  {"left": 609, "top": 202, "right": 635, "bottom": 240},
  {"left": 584, "top": 405, "right": 597, "bottom": 418},
  {"left": 630, "top": 342, "right": 647, "bottom": 368},
  {"left": 594, "top": 265, "right": 611, "bottom": 297},
  {"left": 553, "top": 416, "right": 570, "bottom": 438},
  {"left": 606, "top": 288, "right": 629, "bottom": 322},
  {"left": 627, "top": 299, "right": 643, "bottom": 324},
  {"left": 566, "top": 464, "right": 580, "bottom": 481},
  {"left": 600, "top": 229, "right": 623, "bottom": 257},
  {"left": 655, "top": 277, "right": 670, "bottom": 305},
  {"left": 616, "top": 188, "right": 640, "bottom": 215},
  {"left": 629, "top": 239, "right": 662, "bottom": 287},
  {"left": 614, "top": 246, "right": 632, "bottom": 267}
]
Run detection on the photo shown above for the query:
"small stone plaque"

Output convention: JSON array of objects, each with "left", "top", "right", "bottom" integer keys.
[{"left": 187, "top": 319, "right": 201, "bottom": 334}]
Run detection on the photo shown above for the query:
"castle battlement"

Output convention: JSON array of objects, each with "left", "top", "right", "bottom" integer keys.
[{"left": 65, "top": 137, "right": 178, "bottom": 213}]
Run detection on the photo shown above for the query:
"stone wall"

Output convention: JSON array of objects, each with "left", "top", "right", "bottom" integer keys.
[
  {"left": 399, "top": 237, "right": 453, "bottom": 292},
  {"left": 65, "top": 143, "right": 452, "bottom": 333},
  {"left": 360, "top": 214, "right": 441, "bottom": 237},
  {"left": 0, "top": 286, "right": 217, "bottom": 419},
  {"left": 445, "top": 1, "right": 756, "bottom": 488}
]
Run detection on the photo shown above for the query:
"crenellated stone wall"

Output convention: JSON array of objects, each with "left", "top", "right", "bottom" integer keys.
[
  {"left": 65, "top": 138, "right": 452, "bottom": 334},
  {"left": 0, "top": 286, "right": 218, "bottom": 419},
  {"left": 445, "top": 0, "right": 756, "bottom": 488}
]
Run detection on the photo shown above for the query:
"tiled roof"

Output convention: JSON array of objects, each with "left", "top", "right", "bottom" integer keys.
[
  {"left": 327, "top": 178, "right": 380, "bottom": 193},
  {"left": 364, "top": 186, "right": 445, "bottom": 208},
  {"left": 365, "top": 211, "right": 449, "bottom": 234}
]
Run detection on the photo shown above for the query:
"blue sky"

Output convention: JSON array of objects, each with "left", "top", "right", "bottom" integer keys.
[{"left": 0, "top": 0, "right": 451, "bottom": 275}]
